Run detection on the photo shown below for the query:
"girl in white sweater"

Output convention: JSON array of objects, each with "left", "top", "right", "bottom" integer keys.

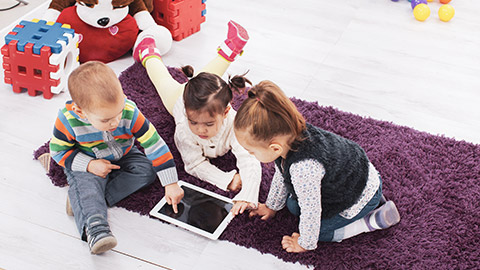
[{"left": 133, "top": 21, "right": 261, "bottom": 215}]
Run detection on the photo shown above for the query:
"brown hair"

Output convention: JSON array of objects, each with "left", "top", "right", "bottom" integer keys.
[
  {"left": 68, "top": 61, "right": 123, "bottom": 111},
  {"left": 234, "top": 80, "right": 306, "bottom": 145},
  {"left": 181, "top": 66, "right": 250, "bottom": 116}
]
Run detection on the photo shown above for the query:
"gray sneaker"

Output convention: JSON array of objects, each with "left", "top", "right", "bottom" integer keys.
[{"left": 85, "top": 214, "right": 117, "bottom": 254}]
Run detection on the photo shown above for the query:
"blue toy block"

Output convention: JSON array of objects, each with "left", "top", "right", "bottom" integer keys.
[{"left": 4, "top": 19, "right": 75, "bottom": 55}]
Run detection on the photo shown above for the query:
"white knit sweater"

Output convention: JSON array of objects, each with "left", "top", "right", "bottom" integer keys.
[{"left": 173, "top": 99, "right": 262, "bottom": 204}]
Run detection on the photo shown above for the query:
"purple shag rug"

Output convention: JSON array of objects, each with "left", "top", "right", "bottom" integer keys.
[{"left": 34, "top": 63, "right": 480, "bottom": 269}]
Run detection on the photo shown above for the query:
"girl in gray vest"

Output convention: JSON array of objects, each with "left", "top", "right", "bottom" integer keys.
[{"left": 234, "top": 81, "right": 401, "bottom": 253}]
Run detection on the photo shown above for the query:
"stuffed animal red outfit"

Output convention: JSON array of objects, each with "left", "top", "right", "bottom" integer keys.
[{"left": 44, "top": 0, "right": 172, "bottom": 63}]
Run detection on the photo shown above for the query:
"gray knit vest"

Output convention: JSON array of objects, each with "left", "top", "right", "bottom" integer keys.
[{"left": 274, "top": 123, "right": 369, "bottom": 219}]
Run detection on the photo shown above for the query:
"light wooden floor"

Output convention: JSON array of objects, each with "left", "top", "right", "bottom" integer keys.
[{"left": 1, "top": 0, "right": 479, "bottom": 269}]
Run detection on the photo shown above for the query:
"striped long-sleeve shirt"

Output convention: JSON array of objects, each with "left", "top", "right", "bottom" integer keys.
[{"left": 49, "top": 99, "right": 178, "bottom": 186}]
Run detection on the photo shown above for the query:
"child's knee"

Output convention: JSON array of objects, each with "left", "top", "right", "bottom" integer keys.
[
  {"left": 138, "top": 165, "right": 157, "bottom": 185},
  {"left": 126, "top": 162, "right": 157, "bottom": 185},
  {"left": 144, "top": 169, "right": 157, "bottom": 185}
]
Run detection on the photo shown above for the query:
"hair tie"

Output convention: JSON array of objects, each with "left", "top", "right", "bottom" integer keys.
[{"left": 247, "top": 90, "right": 262, "bottom": 103}]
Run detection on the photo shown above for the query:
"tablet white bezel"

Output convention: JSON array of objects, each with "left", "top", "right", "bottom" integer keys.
[{"left": 149, "top": 180, "right": 234, "bottom": 240}]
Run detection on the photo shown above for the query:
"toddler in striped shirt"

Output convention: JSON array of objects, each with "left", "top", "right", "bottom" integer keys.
[{"left": 49, "top": 61, "right": 184, "bottom": 254}]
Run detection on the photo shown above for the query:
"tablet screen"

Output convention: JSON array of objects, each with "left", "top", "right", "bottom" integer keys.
[
  {"left": 150, "top": 181, "right": 234, "bottom": 239},
  {"left": 157, "top": 185, "right": 233, "bottom": 233}
]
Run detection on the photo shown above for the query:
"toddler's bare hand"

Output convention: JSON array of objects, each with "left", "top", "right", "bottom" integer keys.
[
  {"left": 87, "top": 159, "right": 120, "bottom": 178},
  {"left": 231, "top": 201, "right": 256, "bottom": 216},
  {"left": 281, "top": 233, "right": 307, "bottom": 253},
  {"left": 227, "top": 173, "right": 242, "bottom": 192},
  {"left": 165, "top": 183, "right": 184, "bottom": 213},
  {"left": 248, "top": 203, "right": 276, "bottom": 220}
]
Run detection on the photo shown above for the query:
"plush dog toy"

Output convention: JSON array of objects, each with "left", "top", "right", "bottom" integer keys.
[{"left": 44, "top": 0, "right": 172, "bottom": 63}]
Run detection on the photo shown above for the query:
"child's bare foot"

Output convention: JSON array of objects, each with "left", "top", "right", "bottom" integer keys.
[{"left": 227, "top": 173, "right": 242, "bottom": 192}]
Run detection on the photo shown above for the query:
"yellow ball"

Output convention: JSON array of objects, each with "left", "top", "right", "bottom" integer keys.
[
  {"left": 413, "top": 4, "right": 431, "bottom": 21},
  {"left": 427, "top": 0, "right": 433, "bottom": 2},
  {"left": 438, "top": 4, "right": 455, "bottom": 22}
]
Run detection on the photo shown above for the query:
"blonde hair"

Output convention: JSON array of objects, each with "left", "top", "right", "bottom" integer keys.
[
  {"left": 68, "top": 61, "right": 123, "bottom": 111},
  {"left": 234, "top": 80, "right": 306, "bottom": 145}
]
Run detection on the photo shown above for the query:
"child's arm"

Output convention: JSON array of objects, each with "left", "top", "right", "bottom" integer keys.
[
  {"left": 264, "top": 164, "right": 289, "bottom": 211},
  {"left": 230, "top": 138, "right": 262, "bottom": 205},
  {"left": 281, "top": 233, "right": 307, "bottom": 253},
  {"left": 250, "top": 163, "right": 287, "bottom": 218},
  {"left": 287, "top": 159, "right": 324, "bottom": 251},
  {"left": 130, "top": 103, "right": 178, "bottom": 187},
  {"left": 130, "top": 105, "right": 184, "bottom": 209},
  {"left": 174, "top": 125, "right": 236, "bottom": 190},
  {"left": 50, "top": 108, "right": 121, "bottom": 177},
  {"left": 49, "top": 109, "right": 93, "bottom": 171},
  {"left": 164, "top": 183, "right": 184, "bottom": 213},
  {"left": 87, "top": 159, "right": 120, "bottom": 178}
]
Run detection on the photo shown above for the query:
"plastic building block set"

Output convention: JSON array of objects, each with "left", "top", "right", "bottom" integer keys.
[
  {"left": 1, "top": 19, "right": 79, "bottom": 99},
  {"left": 152, "top": 0, "right": 207, "bottom": 41},
  {"left": 1, "top": 1, "right": 205, "bottom": 99}
]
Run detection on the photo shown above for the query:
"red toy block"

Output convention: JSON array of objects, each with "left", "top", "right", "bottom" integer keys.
[
  {"left": 2, "top": 19, "right": 80, "bottom": 99},
  {"left": 151, "top": 0, "right": 207, "bottom": 41},
  {"left": 2, "top": 40, "right": 60, "bottom": 99}
]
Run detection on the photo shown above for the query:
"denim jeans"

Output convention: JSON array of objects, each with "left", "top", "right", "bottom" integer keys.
[
  {"left": 286, "top": 178, "right": 383, "bottom": 242},
  {"left": 64, "top": 146, "right": 156, "bottom": 237}
]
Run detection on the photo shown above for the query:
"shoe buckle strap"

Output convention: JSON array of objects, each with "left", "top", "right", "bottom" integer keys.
[{"left": 218, "top": 43, "right": 233, "bottom": 56}]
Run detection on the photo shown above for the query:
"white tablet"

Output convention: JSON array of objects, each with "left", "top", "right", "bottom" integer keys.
[{"left": 149, "top": 181, "right": 234, "bottom": 240}]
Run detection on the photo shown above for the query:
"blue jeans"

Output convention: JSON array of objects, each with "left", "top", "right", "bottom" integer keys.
[
  {"left": 64, "top": 146, "right": 156, "bottom": 238},
  {"left": 286, "top": 178, "right": 383, "bottom": 242}
]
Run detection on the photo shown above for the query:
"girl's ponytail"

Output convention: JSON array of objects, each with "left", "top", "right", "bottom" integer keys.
[
  {"left": 181, "top": 65, "right": 194, "bottom": 78},
  {"left": 227, "top": 72, "right": 251, "bottom": 94}
]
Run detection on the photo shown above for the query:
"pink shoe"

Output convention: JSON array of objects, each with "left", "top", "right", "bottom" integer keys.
[
  {"left": 132, "top": 34, "right": 161, "bottom": 66},
  {"left": 218, "top": 20, "right": 249, "bottom": 62}
]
